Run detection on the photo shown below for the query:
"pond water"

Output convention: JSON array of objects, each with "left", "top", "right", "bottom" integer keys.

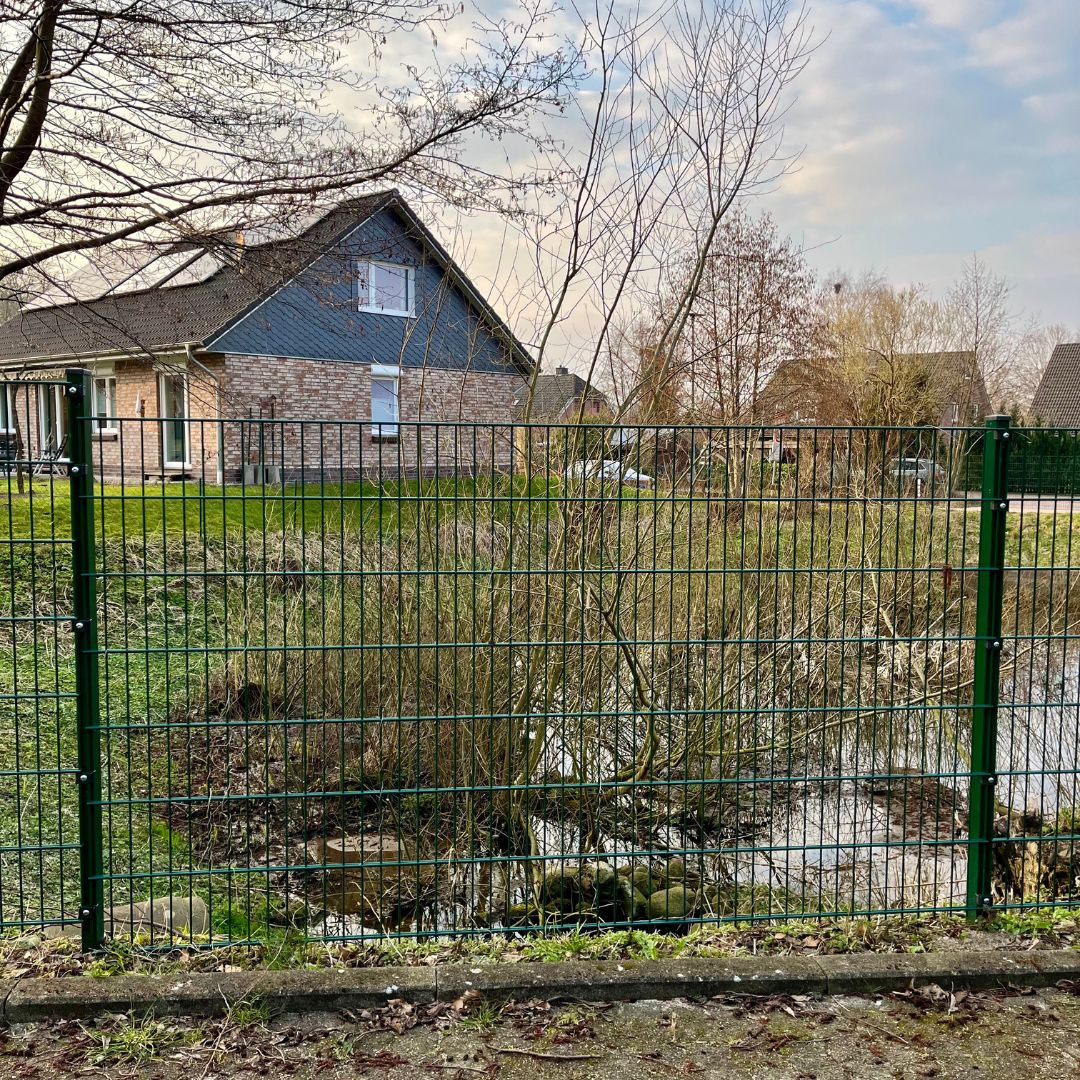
[{"left": 309, "top": 650, "right": 1080, "bottom": 935}]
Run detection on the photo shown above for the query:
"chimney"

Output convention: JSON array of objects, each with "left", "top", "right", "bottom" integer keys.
[{"left": 555, "top": 366, "right": 569, "bottom": 376}]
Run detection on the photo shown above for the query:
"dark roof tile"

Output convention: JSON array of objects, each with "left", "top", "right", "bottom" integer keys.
[
  {"left": 0, "top": 192, "right": 531, "bottom": 375},
  {"left": 1031, "top": 343, "right": 1080, "bottom": 427},
  {"left": 514, "top": 371, "right": 610, "bottom": 420}
]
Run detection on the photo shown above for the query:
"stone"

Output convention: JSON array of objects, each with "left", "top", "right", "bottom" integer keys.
[
  {"left": 541, "top": 866, "right": 581, "bottom": 907},
  {"left": 507, "top": 903, "right": 541, "bottom": 926},
  {"left": 631, "top": 865, "right": 656, "bottom": 896},
  {"left": 611, "top": 878, "right": 637, "bottom": 920},
  {"left": 577, "top": 861, "right": 616, "bottom": 897},
  {"left": 701, "top": 885, "right": 729, "bottom": 915},
  {"left": 308, "top": 834, "right": 407, "bottom": 920},
  {"left": 647, "top": 886, "right": 697, "bottom": 921},
  {"left": 44, "top": 896, "right": 210, "bottom": 942},
  {"left": 664, "top": 857, "right": 686, "bottom": 882}
]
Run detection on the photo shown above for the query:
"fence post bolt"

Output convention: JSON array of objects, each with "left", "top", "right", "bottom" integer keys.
[
  {"left": 66, "top": 367, "right": 105, "bottom": 951},
  {"left": 967, "top": 414, "right": 1010, "bottom": 920}
]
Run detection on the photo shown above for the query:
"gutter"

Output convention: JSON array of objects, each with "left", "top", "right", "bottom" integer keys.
[
  {"left": 0, "top": 341, "right": 202, "bottom": 370},
  {"left": 184, "top": 343, "right": 225, "bottom": 486}
]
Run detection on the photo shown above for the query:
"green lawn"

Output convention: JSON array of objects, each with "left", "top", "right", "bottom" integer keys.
[{"left": 3, "top": 476, "right": 1080, "bottom": 944}]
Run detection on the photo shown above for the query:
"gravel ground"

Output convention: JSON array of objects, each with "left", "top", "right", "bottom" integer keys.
[{"left": 4, "top": 983, "right": 1080, "bottom": 1079}]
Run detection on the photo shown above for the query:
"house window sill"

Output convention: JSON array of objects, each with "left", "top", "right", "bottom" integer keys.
[
  {"left": 92, "top": 430, "right": 119, "bottom": 441},
  {"left": 357, "top": 306, "right": 414, "bottom": 319},
  {"left": 369, "top": 435, "right": 399, "bottom": 445}
]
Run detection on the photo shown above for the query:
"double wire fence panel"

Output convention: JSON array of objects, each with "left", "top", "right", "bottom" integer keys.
[{"left": 2, "top": 373, "right": 1079, "bottom": 948}]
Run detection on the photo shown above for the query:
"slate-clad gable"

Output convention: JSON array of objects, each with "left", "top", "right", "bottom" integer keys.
[
  {"left": 208, "top": 208, "right": 518, "bottom": 375},
  {"left": 0, "top": 193, "right": 391, "bottom": 362}
]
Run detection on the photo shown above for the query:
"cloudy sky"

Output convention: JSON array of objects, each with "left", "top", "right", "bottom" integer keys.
[
  {"left": 420, "top": 0, "right": 1079, "bottom": 362},
  {"left": 751, "top": 0, "right": 1079, "bottom": 324}
]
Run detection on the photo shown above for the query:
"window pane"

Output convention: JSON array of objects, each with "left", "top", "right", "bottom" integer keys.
[
  {"left": 371, "top": 378, "right": 398, "bottom": 421},
  {"left": 40, "top": 386, "right": 66, "bottom": 452},
  {"left": 93, "top": 377, "right": 115, "bottom": 429},
  {"left": 162, "top": 375, "right": 188, "bottom": 464},
  {"left": 0, "top": 389, "right": 9, "bottom": 430},
  {"left": 368, "top": 264, "right": 409, "bottom": 311},
  {"left": 371, "top": 377, "right": 398, "bottom": 434}
]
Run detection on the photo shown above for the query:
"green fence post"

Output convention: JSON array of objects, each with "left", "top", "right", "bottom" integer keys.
[
  {"left": 966, "top": 413, "right": 1010, "bottom": 920},
  {"left": 66, "top": 367, "right": 105, "bottom": 950}
]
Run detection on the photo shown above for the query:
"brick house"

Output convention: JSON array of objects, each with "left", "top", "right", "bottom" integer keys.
[
  {"left": 513, "top": 367, "right": 611, "bottom": 421},
  {"left": 0, "top": 190, "right": 530, "bottom": 481},
  {"left": 755, "top": 350, "right": 990, "bottom": 461}
]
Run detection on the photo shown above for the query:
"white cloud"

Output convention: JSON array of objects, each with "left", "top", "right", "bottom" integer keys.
[
  {"left": 905, "top": 0, "right": 1007, "bottom": 32},
  {"left": 968, "top": 0, "right": 1080, "bottom": 86},
  {"left": 323, "top": 0, "right": 1080, "bottom": 360},
  {"left": 760, "top": 0, "right": 1080, "bottom": 327}
]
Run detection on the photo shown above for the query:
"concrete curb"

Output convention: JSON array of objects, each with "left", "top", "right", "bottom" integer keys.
[{"left": 3, "top": 950, "right": 1079, "bottom": 1023}]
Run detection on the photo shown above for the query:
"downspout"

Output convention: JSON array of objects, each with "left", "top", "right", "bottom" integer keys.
[{"left": 185, "top": 343, "right": 225, "bottom": 486}]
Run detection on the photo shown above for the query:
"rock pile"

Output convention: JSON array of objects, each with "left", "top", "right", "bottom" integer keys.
[{"left": 504, "top": 856, "right": 713, "bottom": 927}]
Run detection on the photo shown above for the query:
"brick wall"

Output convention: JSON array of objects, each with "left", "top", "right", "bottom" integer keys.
[
  {"left": 4, "top": 356, "right": 524, "bottom": 482},
  {"left": 217, "top": 354, "right": 525, "bottom": 480},
  {"left": 2, "top": 360, "right": 224, "bottom": 483},
  {"left": 91, "top": 359, "right": 223, "bottom": 481}
]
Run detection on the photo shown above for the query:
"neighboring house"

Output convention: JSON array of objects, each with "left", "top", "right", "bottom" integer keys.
[
  {"left": 0, "top": 190, "right": 530, "bottom": 481},
  {"left": 759, "top": 350, "right": 989, "bottom": 427},
  {"left": 1031, "top": 343, "right": 1080, "bottom": 426},
  {"left": 754, "top": 350, "right": 990, "bottom": 463},
  {"left": 513, "top": 367, "right": 611, "bottom": 421}
]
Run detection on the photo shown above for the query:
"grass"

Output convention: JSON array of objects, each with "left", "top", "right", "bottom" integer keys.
[
  {"left": 4, "top": 909, "right": 1080, "bottom": 979},
  {"left": 456, "top": 1003, "right": 501, "bottom": 1032},
  {"left": 84, "top": 1013, "right": 195, "bottom": 1066},
  {"left": 221, "top": 995, "right": 271, "bottom": 1028},
  {"left": 0, "top": 475, "right": 586, "bottom": 540},
  {"left": 2, "top": 469, "right": 1080, "bottom": 948}
]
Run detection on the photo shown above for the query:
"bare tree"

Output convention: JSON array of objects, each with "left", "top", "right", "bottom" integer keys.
[
  {"left": 0, "top": 0, "right": 577, "bottom": 299},
  {"left": 645, "top": 206, "right": 815, "bottom": 421},
  {"left": 944, "top": 253, "right": 1011, "bottom": 412},
  {"left": 512, "top": 0, "right": 813, "bottom": 423},
  {"left": 493, "top": 0, "right": 814, "bottom": 859},
  {"left": 1007, "top": 320, "right": 1075, "bottom": 418},
  {"left": 783, "top": 274, "right": 951, "bottom": 428}
]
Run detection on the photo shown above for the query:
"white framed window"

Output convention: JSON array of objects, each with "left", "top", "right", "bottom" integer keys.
[
  {"left": 0, "top": 385, "right": 12, "bottom": 432},
  {"left": 358, "top": 261, "right": 414, "bottom": 316},
  {"left": 370, "top": 364, "right": 399, "bottom": 438},
  {"left": 160, "top": 373, "right": 190, "bottom": 467},
  {"left": 38, "top": 384, "right": 68, "bottom": 458},
  {"left": 93, "top": 376, "right": 118, "bottom": 432}
]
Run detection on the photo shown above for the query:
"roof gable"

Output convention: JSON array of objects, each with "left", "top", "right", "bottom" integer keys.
[
  {"left": 760, "top": 349, "right": 990, "bottom": 426},
  {"left": 0, "top": 192, "right": 531, "bottom": 373},
  {"left": 1031, "top": 343, "right": 1080, "bottom": 427},
  {"left": 207, "top": 205, "right": 525, "bottom": 375},
  {"left": 514, "top": 370, "right": 610, "bottom": 419}
]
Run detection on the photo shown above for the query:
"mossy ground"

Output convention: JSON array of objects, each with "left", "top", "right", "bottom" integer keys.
[
  {"left": 4, "top": 982, "right": 1080, "bottom": 1080},
  {"left": 2, "top": 908, "right": 1078, "bottom": 980}
]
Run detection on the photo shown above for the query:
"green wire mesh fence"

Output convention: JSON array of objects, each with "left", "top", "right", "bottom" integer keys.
[{"left": 2, "top": 369, "right": 1079, "bottom": 949}]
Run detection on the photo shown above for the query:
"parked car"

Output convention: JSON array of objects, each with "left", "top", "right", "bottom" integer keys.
[
  {"left": 888, "top": 457, "right": 946, "bottom": 490},
  {"left": 564, "top": 459, "right": 654, "bottom": 488}
]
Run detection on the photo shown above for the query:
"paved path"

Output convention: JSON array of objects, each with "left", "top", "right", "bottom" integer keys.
[
  {"left": 943, "top": 493, "right": 1080, "bottom": 515},
  {"left": 5, "top": 985, "right": 1080, "bottom": 1079}
]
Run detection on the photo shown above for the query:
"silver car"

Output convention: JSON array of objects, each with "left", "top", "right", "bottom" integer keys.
[
  {"left": 889, "top": 457, "right": 946, "bottom": 490},
  {"left": 564, "top": 459, "right": 654, "bottom": 488}
]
